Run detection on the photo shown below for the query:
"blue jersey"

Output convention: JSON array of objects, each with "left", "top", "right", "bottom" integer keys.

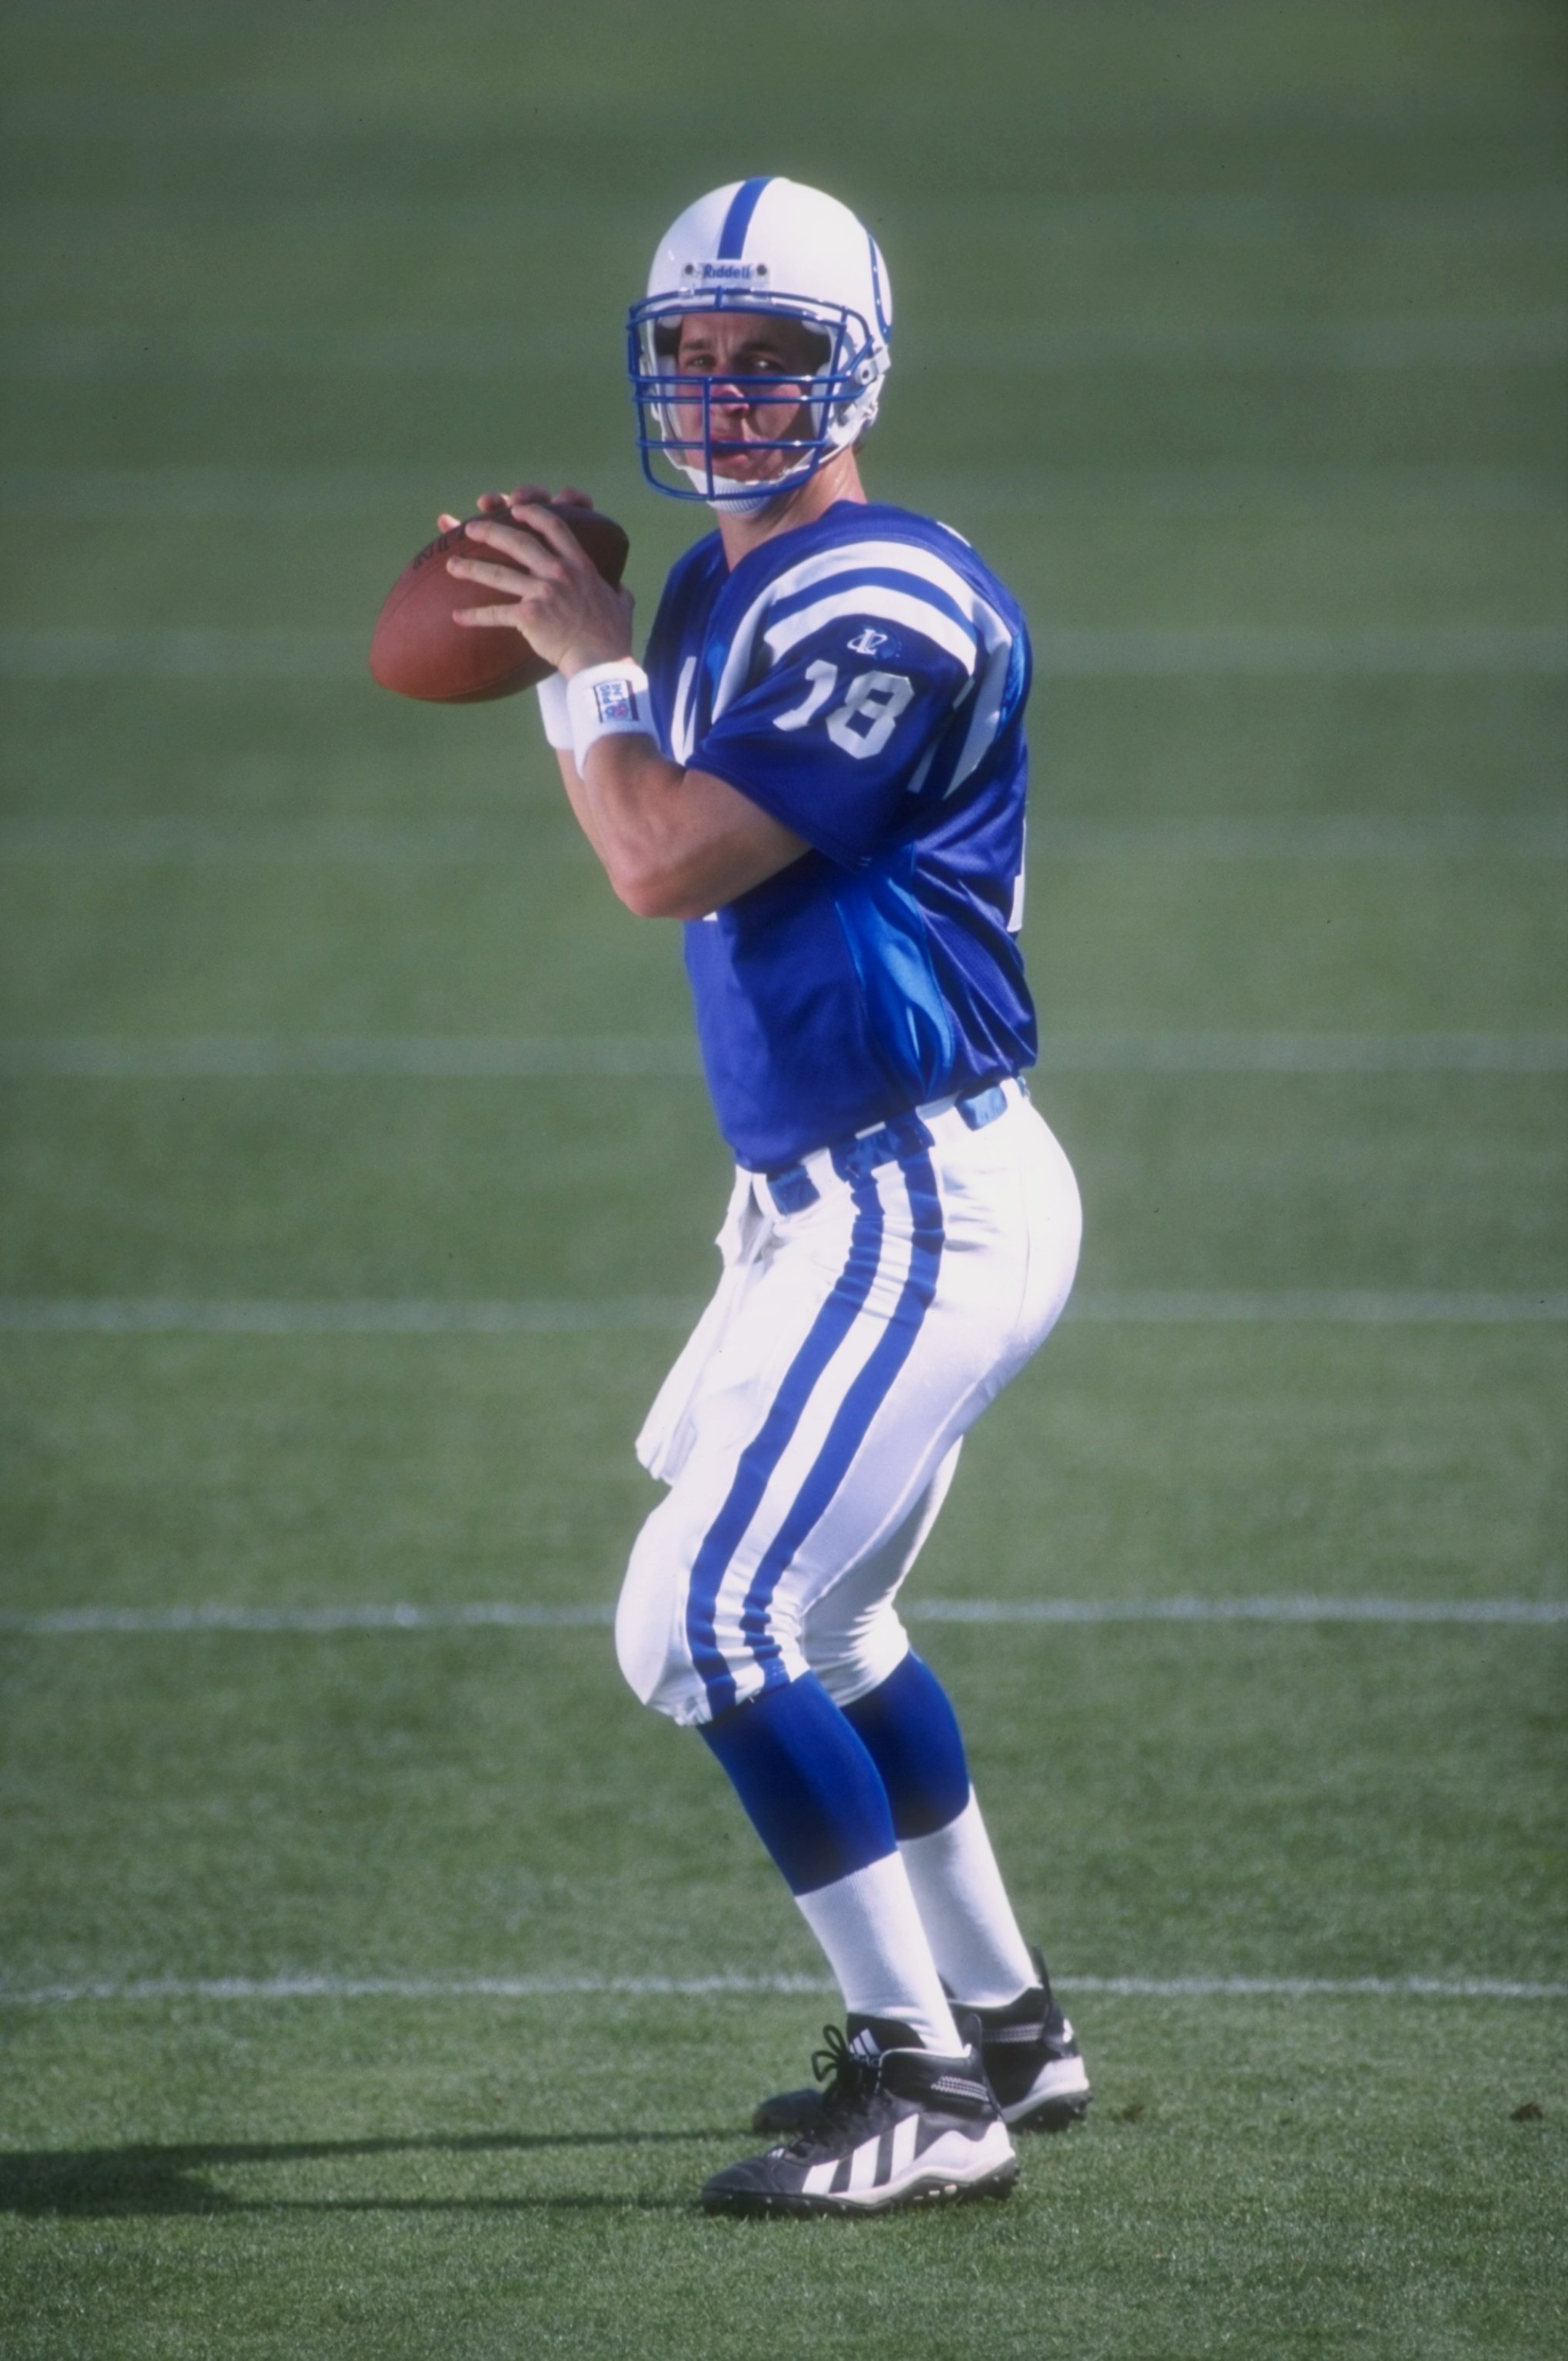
[{"left": 643, "top": 500, "right": 1038, "bottom": 1171}]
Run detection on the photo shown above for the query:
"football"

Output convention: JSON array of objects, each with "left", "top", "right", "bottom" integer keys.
[{"left": 369, "top": 505, "right": 630, "bottom": 704}]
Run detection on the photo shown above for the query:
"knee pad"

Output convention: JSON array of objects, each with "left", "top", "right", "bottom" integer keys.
[
  {"left": 615, "top": 1499, "right": 708, "bottom": 1727},
  {"left": 618, "top": 1485, "right": 823, "bottom": 1728},
  {"left": 841, "top": 1651, "right": 972, "bottom": 1838},
  {"left": 802, "top": 1603, "right": 913, "bottom": 1709}
]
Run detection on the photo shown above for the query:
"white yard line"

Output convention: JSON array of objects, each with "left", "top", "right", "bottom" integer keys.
[
  {"left": 909, "top": 1598, "right": 1568, "bottom": 1625},
  {"left": 0, "top": 1039, "right": 706, "bottom": 1078},
  {"left": 1031, "top": 628, "right": 1568, "bottom": 676},
  {"left": 1068, "top": 1292, "right": 1568, "bottom": 1323},
  {"left": 4, "top": 626, "right": 1565, "bottom": 680},
  {"left": 1036, "top": 1034, "right": 1568, "bottom": 1071},
  {"left": 0, "top": 629, "right": 367, "bottom": 680},
  {"left": 2, "top": 1035, "right": 1563, "bottom": 1078},
  {"left": 5, "top": 1603, "right": 619, "bottom": 1635},
  {"left": 3, "top": 1599, "right": 1561, "bottom": 1639},
  {"left": 0, "top": 1298, "right": 699, "bottom": 1335},
  {"left": 2, "top": 1293, "right": 1562, "bottom": 1335},
  {"left": 0, "top": 1971, "right": 1560, "bottom": 2007}
]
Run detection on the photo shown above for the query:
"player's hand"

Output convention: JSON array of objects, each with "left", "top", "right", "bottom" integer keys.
[
  {"left": 434, "top": 483, "right": 594, "bottom": 533},
  {"left": 445, "top": 496, "right": 633, "bottom": 675}
]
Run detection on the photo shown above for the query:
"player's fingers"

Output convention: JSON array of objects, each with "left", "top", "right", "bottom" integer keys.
[
  {"left": 456, "top": 519, "right": 563, "bottom": 575},
  {"left": 501, "top": 483, "right": 555, "bottom": 510},
  {"left": 437, "top": 513, "right": 461, "bottom": 532},
  {"left": 504, "top": 500, "right": 592, "bottom": 569},
  {"left": 553, "top": 486, "right": 594, "bottom": 509},
  {"left": 446, "top": 555, "right": 553, "bottom": 595},
  {"left": 452, "top": 601, "right": 538, "bottom": 630}
]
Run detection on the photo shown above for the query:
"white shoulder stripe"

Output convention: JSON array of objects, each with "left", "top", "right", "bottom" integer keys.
[
  {"left": 710, "top": 535, "right": 1012, "bottom": 722},
  {"left": 946, "top": 634, "right": 1015, "bottom": 797},
  {"left": 762, "top": 586, "right": 982, "bottom": 673},
  {"left": 761, "top": 537, "right": 994, "bottom": 626},
  {"left": 670, "top": 654, "right": 699, "bottom": 765}
]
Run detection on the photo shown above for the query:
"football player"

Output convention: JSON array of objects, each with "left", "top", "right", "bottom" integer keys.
[{"left": 445, "top": 176, "right": 1090, "bottom": 2216}]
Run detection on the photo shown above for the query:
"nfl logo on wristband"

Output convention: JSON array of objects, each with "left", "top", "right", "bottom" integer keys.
[{"left": 566, "top": 659, "right": 655, "bottom": 767}]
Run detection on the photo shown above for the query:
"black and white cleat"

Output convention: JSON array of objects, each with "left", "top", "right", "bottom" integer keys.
[
  {"left": 752, "top": 1948, "right": 1091, "bottom": 2140},
  {"left": 977, "top": 1950, "right": 1093, "bottom": 2133},
  {"left": 705, "top": 2023, "right": 1018, "bottom": 2218}
]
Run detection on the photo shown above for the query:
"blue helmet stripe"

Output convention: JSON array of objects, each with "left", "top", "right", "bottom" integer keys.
[{"left": 717, "top": 175, "right": 772, "bottom": 259}]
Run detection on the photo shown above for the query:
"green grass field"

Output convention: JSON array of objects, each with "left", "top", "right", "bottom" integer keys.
[{"left": 2, "top": 3, "right": 1564, "bottom": 2354}]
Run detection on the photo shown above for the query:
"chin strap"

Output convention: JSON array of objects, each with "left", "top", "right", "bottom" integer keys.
[{"left": 684, "top": 459, "right": 819, "bottom": 515}]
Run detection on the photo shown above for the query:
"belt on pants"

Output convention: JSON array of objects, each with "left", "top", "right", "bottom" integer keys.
[{"left": 756, "top": 1077, "right": 1025, "bottom": 1219}]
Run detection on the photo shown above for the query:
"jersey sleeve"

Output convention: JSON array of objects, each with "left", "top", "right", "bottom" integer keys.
[{"left": 689, "top": 540, "right": 994, "bottom": 868}]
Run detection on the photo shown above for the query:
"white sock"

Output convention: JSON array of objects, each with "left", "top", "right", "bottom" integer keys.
[
  {"left": 899, "top": 1793, "right": 1038, "bottom": 2007},
  {"left": 793, "top": 1852, "right": 963, "bottom": 2053}
]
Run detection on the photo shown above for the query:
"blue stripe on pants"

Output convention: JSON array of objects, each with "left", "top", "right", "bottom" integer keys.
[
  {"left": 739, "top": 1148, "right": 945, "bottom": 1692},
  {"left": 684, "top": 1176, "right": 885, "bottom": 1716}
]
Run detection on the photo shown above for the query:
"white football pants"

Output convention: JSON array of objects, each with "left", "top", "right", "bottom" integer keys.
[{"left": 616, "top": 1082, "right": 1081, "bottom": 1728}]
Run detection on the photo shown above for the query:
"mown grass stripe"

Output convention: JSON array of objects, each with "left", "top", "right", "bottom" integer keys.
[
  {"left": 2, "top": 1034, "right": 1563, "bottom": 1078},
  {"left": 2, "top": 627, "right": 1564, "bottom": 681},
  {"left": 4, "top": 1599, "right": 1560, "bottom": 1637},
  {"left": 0, "top": 1973, "right": 1559, "bottom": 2007},
  {"left": 5, "top": 463, "right": 1560, "bottom": 516},
  {"left": 7, "top": 317, "right": 1563, "bottom": 377},
  {"left": 0, "top": 818, "right": 587, "bottom": 864},
  {"left": 6, "top": 90, "right": 1566, "bottom": 136},
  {"left": 10, "top": 193, "right": 1568, "bottom": 234},
  {"left": 911, "top": 1598, "right": 1568, "bottom": 1625},
  {"left": 2, "top": 1294, "right": 1561, "bottom": 1333},
  {"left": 2, "top": 818, "right": 1564, "bottom": 863},
  {"left": 1038, "top": 819, "right": 1568, "bottom": 858}
]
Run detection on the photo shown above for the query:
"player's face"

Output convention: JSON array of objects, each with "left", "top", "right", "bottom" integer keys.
[{"left": 671, "top": 310, "right": 823, "bottom": 482}]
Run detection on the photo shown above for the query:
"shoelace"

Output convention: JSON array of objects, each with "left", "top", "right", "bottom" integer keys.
[{"left": 779, "top": 2024, "right": 879, "bottom": 2155}]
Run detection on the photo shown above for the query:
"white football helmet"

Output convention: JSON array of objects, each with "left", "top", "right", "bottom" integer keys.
[{"left": 628, "top": 177, "right": 893, "bottom": 511}]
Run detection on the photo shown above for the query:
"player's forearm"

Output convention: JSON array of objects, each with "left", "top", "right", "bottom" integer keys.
[
  {"left": 552, "top": 746, "right": 616, "bottom": 869},
  {"left": 576, "top": 736, "right": 804, "bottom": 921},
  {"left": 549, "top": 729, "right": 706, "bottom": 909}
]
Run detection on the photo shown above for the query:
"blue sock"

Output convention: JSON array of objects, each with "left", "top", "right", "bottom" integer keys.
[
  {"left": 700, "top": 1673, "right": 897, "bottom": 1896},
  {"left": 842, "top": 1652, "right": 972, "bottom": 1841}
]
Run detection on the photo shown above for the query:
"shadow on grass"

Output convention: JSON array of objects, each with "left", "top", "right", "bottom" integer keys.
[{"left": 0, "top": 2127, "right": 739, "bottom": 2217}]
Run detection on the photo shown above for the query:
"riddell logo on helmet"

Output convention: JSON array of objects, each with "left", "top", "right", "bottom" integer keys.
[{"left": 699, "top": 261, "right": 762, "bottom": 280}]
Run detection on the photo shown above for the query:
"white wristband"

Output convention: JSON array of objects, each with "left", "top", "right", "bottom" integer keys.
[
  {"left": 566, "top": 659, "right": 654, "bottom": 769},
  {"left": 536, "top": 669, "right": 573, "bottom": 749}
]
